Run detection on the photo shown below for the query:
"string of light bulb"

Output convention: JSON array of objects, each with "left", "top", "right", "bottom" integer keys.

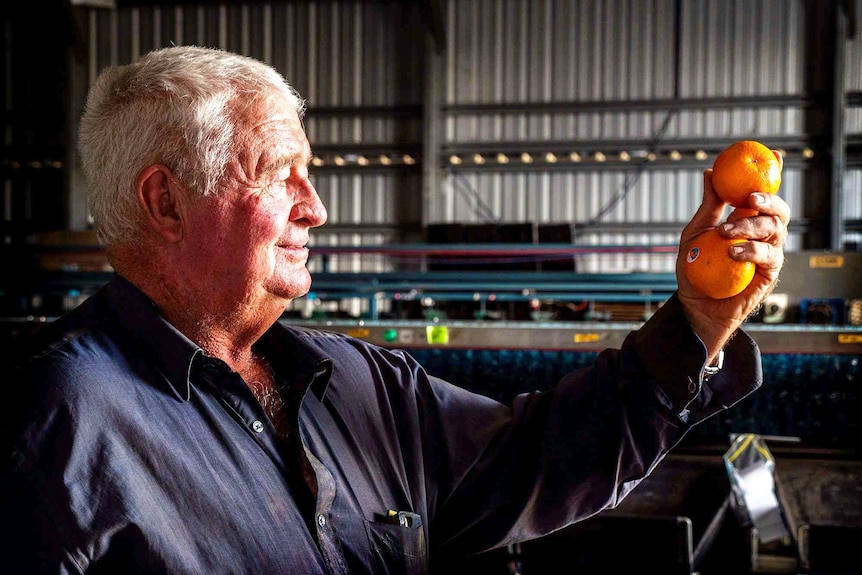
[{"left": 301, "top": 147, "right": 819, "bottom": 168}]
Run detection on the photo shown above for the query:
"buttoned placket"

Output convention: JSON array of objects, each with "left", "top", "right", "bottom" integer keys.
[
  {"left": 296, "top": 360, "right": 349, "bottom": 575},
  {"left": 200, "top": 354, "right": 349, "bottom": 574},
  {"left": 196, "top": 357, "right": 287, "bottom": 467}
]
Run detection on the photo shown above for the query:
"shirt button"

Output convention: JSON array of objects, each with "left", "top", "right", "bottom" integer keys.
[
  {"left": 317, "top": 514, "right": 326, "bottom": 527},
  {"left": 252, "top": 420, "right": 264, "bottom": 433}
]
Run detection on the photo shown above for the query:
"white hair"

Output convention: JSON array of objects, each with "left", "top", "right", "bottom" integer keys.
[{"left": 77, "top": 45, "right": 306, "bottom": 246}]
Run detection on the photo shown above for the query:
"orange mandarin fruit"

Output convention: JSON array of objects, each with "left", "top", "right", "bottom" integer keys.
[
  {"left": 711, "top": 140, "right": 782, "bottom": 208},
  {"left": 684, "top": 228, "right": 755, "bottom": 299}
]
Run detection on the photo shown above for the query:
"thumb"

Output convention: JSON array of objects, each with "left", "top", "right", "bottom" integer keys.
[{"left": 682, "top": 170, "right": 726, "bottom": 241}]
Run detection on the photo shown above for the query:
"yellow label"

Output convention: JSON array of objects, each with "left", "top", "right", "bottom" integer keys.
[
  {"left": 347, "top": 328, "right": 370, "bottom": 338},
  {"left": 426, "top": 326, "right": 450, "bottom": 345},
  {"left": 573, "top": 333, "right": 601, "bottom": 343},
  {"left": 838, "top": 333, "right": 862, "bottom": 344},
  {"left": 809, "top": 254, "right": 844, "bottom": 268}
]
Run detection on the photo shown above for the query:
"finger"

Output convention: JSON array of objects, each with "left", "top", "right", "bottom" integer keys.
[
  {"left": 683, "top": 170, "right": 726, "bottom": 236},
  {"left": 727, "top": 208, "right": 759, "bottom": 223},
  {"left": 773, "top": 149, "right": 784, "bottom": 172},
  {"left": 720, "top": 213, "right": 787, "bottom": 247},
  {"left": 729, "top": 238, "right": 785, "bottom": 275},
  {"left": 746, "top": 192, "right": 791, "bottom": 225}
]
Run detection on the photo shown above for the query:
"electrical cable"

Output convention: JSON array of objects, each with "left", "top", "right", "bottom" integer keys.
[
  {"left": 444, "top": 168, "right": 502, "bottom": 224},
  {"left": 581, "top": 0, "right": 683, "bottom": 230},
  {"left": 580, "top": 110, "right": 676, "bottom": 229}
]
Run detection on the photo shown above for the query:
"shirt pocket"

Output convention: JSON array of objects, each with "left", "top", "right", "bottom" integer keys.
[{"left": 363, "top": 519, "right": 427, "bottom": 575}]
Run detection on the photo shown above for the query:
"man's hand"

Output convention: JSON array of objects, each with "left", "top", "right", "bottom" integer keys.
[{"left": 676, "top": 156, "right": 791, "bottom": 362}]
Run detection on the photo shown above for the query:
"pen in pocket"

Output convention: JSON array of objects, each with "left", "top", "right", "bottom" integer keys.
[{"left": 385, "top": 509, "right": 422, "bottom": 529}]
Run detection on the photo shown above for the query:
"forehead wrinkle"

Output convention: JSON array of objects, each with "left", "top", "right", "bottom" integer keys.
[
  {"left": 257, "top": 143, "right": 310, "bottom": 180},
  {"left": 234, "top": 93, "right": 309, "bottom": 184},
  {"left": 239, "top": 125, "right": 309, "bottom": 184}
]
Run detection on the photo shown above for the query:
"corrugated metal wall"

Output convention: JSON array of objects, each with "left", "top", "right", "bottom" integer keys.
[
  {"left": 844, "top": 0, "right": 862, "bottom": 250},
  {"left": 69, "top": 0, "right": 860, "bottom": 282},
  {"left": 84, "top": 1, "right": 423, "bottom": 104},
  {"left": 438, "top": 0, "right": 815, "bottom": 273}
]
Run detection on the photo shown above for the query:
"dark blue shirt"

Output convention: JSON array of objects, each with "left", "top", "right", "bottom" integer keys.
[{"left": 1, "top": 274, "right": 761, "bottom": 574}]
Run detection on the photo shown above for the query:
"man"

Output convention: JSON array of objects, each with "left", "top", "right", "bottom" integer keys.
[{"left": 1, "top": 45, "right": 790, "bottom": 574}]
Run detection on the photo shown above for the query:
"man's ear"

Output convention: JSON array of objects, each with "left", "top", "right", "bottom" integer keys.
[{"left": 137, "top": 164, "right": 185, "bottom": 243}]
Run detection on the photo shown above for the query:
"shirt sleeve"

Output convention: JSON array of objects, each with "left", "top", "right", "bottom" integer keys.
[
  {"left": 633, "top": 293, "right": 762, "bottom": 423},
  {"left": 423, "top": 292, "right": 762, "bottom": 557},
  {"left": 1, "top": 380, "right": 89, "bottom": 575}
]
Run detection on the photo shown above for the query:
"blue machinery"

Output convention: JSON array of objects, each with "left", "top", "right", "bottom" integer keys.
[
  {"left": 304, "top": 243, "right": 680, "bottom": 320},
  {"left": 303, "top": 270, "right": 678, "bottom": 320}
]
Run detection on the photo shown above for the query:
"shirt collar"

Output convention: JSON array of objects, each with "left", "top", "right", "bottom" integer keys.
[
  {"left": 104, "top": 273, "right": 333, "bottom": 402},
  {"left": 105, "top": 274, "right": 200, "bottom": 401},
  {"left": 256, "top": 321, "right": 334, "bottom": 400}
]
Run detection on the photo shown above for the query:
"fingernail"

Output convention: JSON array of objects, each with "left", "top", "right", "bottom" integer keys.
[
  {"left": 752, "top": 193, "right": 765, "bottom": 205},
  {"left": 731, "top": 245, "right": 744, "bottom": 255},
  {"left": 721, "top": 223, "right": 734, "bottom": 232}
]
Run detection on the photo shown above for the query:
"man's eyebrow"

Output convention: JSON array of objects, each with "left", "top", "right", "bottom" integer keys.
[
  {"left": 261, "top": 152, "right": 310, "bottom": 177},
  {"left": 286, "top": 145, "right": 312, "bottom": 168}
]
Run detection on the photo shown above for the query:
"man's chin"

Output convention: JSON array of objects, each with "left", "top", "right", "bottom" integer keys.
[{"left": 272, "top": 271, "right": 313, "bottom": 301}]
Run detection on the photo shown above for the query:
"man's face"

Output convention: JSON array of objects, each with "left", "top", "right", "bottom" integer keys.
[{"left": 183, "top": 92, "right": 327, "bottom": 316}]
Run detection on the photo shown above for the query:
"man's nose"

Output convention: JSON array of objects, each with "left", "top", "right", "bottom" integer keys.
[{"left": 292, "top": 182, "right": 327, "bottom": 228}]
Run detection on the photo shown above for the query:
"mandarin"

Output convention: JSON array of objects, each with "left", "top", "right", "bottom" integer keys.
[
  {"left": 712, "top": 140, "right": 782, "bottom": 208},
  {"left": 684, "top": 228, "right": 755, "bottom": 299}
]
